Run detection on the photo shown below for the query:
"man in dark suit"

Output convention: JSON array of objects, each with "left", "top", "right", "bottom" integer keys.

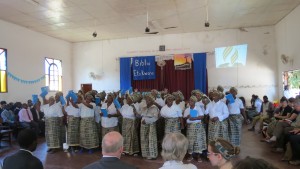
[
  {"left": 30, "top": 101, "right": 45, "bottom": 136},
  {"left": 2, "top": 129, "right": 43, "bottom": 169},
  {"left": 82, "top": 131, "right": 137, "bottom": 169}
]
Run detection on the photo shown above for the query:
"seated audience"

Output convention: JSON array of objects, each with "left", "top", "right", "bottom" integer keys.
[
  {"left": 268, "top": 99, "right": 299, "bottom": 148},
  {"left": 2, "top": 129, "right": 43, "bottom": 169},
  {"left": 208, "top": 138, "right": 240, "bottom": 169},
  {"left": 159, "top": 133, "right": 197, "bottom": 169},
  {"left": 265, "top": 97, "right": 293, "bottom": 138},
  {"left": 247, "top": 94, "right": 262, "bottom": 121},
  {"left": 248, "top": 96, "right": 274, "bottom": 132},
  {"left": 13, "top": 102, "right": 22, "bottom": 122},
  {"left": 1, "top": 104, "right": 16, "bottom": 127},
  {"left": 0, "top": 101, "right": 7, "bottom": 114},
  {"left": 18, "top": 103, "right": 40, "bottom": 135},
  {"left": 31, "top": 101, "right": 45, "bottom": 136},
  {"left": 82, "top": 131, "right": 137, "bottom": 169},
  {"left": 233, "top": 156, "right": 278, "bottom": 169},
  {"left": 288, "top": 128, "right": 300, "bottom": 165}
]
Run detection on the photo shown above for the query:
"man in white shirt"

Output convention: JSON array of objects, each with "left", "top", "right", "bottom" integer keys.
[{"left": 18, "top": 103, "right": 40, "bottom": 135}]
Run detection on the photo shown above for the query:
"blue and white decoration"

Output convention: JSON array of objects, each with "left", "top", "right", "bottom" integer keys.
[
  {"left": 132, "top": 56, "right": 156, "bottom": 80},
  {"left": 7, "top": 72, "right": 45, "bottom": 84}
]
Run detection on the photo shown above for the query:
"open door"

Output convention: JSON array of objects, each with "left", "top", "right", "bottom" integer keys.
[{"left": 81, "top": 83, "right": 92, "bottom": 94}]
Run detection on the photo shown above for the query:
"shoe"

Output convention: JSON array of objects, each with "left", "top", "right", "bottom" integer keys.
[
  {"left": 260, "top": 139, "right": 268, "bottom": 142},
  {"left": 133, "top": 154, "right": 138, "bottom": 157},
  {"left": 88, "top": 149, "right": 94, "bottom": 154},
  {"left": 186, "top": 156, "right": 193, "bottom": 162},
  {"left": 271, "top": 148, "right": 283, "bottom": 153},
  {"left": 246, "top": 120, "right": 251, "bottom": 125},
  {"left": 289, "top": 160, "right": 300, "bottom": 165},
  {"left": 146, "top": 157, "right": 156, "bottom": 160},
  {"left": 248, "top": 127, "right": 255, "bottom": 131},
  {"left": 281, "top": 157, "right": 290, "bottom": 161},
  {"left": 47, "top": 149, "right": 52, "bottom": 153},
  {"left": 196, "top": 158, "right": 202, "bottom": 163},
  {"left": 49, "top": 149, "right": 58, "bottom": 154},
  {"left": 269, "top": 136, "right": 277, "bottom": 142}
]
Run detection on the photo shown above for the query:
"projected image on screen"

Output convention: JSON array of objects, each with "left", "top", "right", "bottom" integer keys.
[{"left": 215, "top": 44, "right": 247, "bottom": 68}]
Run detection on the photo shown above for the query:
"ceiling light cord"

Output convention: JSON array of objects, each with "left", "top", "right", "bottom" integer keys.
[
  {"left": 147, "top": 11, "right": 149, "bottom": 27},
  {"left": 206, "top": 0, "right": 209, "bottom": 21}
]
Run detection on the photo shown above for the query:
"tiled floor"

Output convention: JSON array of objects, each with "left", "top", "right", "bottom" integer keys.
[{"left": 0, "top": 125, "right": 298, "bottom": 169}]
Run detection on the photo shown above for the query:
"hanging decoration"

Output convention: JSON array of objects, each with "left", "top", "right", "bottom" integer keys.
[
  {"left": 7, "top": 72, "right": 45, "bottom": 84},
  {"left": 174, "top": 53, "right": 192, "bottom": 70}
]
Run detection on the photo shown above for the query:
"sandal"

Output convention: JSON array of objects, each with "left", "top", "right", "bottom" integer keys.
[{"left": 186, "top": 156, "right": 193, "bottom": 162}]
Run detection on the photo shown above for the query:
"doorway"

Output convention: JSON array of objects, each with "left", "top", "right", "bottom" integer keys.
[{"left": 81, "top": 84, "right": 92, "bottom": 94}]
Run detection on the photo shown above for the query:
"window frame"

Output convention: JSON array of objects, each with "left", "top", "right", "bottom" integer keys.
[
  {"left": 0, "top": 48, "right": 8, "bottom": 93},
  {"left": 45, "top": 57, "right": 62, "bottom": 92}
]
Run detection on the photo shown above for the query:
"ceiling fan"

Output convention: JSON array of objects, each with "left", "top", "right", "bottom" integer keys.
[
  {"left": 164, "top": 26, "right": 177, "bottom": 30},
  {"left": 145, "top": 11, "right": 159, "bottom": 34}
]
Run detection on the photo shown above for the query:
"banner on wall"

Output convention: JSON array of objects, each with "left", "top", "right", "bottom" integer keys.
[
  {"left": 174, "top": 53, "right": 192, "bottom": 70},
  {"left": 132, "top": 56, "right": 156, "bottom": 80}
]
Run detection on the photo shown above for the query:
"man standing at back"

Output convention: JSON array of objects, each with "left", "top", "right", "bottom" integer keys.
[
  {"left": 82, "top": 131, "right": 137, "bottom": 169},
  {"left": 2, "top": 129, "right": 43, "bottom": 169}
]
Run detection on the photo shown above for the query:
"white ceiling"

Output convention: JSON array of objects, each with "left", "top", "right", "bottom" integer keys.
[{"left": 0, "top": 0, "right": 299, "bottom": 42}]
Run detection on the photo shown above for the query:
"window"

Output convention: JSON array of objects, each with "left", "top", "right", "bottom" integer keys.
[
  {"left": 45, "top": 57, "right": 62, "bottom": 91},
  {"left": 0, "top": 48, "right": 7, "bottom": 93},
  {"left": 283, "top": 69, "right": 300, "bottom": 98}
]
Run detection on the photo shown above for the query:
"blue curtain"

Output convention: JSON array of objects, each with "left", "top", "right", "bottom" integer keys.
[
  {"left": 120, "top": 57, "right": 132, "bottom": 91},
  {"left": 193, "top": 53, "right": 207, "bottom": 93}
]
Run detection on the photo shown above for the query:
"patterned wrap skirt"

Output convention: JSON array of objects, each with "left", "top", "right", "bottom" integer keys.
[
  {"left": 140, "top": 123, "right": 158, "bottom": 158},
  {"left": 228, "top": 114, "right": 244, "bottom": 147},
  {"left": 67, "top": 116, "right": 80, "bottom": 146},
  {"left": 208, "top": 119, "right": 229, "bottom": 143},
  {"left": 187, "top": 122, "right": 207, "bottom": 154},
  {"left": 122, "top": 118, "right": 140, "bottom": 155},
  {"left": 102, "top": 126, "right": 119, "bottom": 138},
  {"left": 45, "top": 117, "right": 62, "bottom": 149},
  {"left": 165, "top": 118, "right": 181, "bottom": 135},
  {"left": 80, "top": 117, "right": 99, "bottom": 149}
]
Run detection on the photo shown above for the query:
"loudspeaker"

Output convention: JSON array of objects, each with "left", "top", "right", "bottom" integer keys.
[{"left": 159, "top": 45, "right": 165, "bottom": 51}]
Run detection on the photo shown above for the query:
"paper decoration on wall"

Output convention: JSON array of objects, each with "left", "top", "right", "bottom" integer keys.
[
  {"left": 174, "top": 53, "right": 192, "bottom": 70},
  {"left": 7, "top": 72, "right": 45, "bottom": 84}
]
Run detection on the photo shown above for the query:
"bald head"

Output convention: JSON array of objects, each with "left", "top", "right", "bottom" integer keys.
[{"left": 102, "top": 132, "right": 123, "bottom": 157}]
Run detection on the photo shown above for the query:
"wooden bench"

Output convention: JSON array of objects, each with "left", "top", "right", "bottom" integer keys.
[{"left": 0, "top": 128, "right": 13, "bottom": 148}]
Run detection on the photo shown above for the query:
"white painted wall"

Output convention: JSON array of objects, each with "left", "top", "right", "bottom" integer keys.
[
  {"left": 73, "top": 26, "right": 278, "bottom": 103},
  {"left": 0, "top": 20, "right": 72, "bottom": 103},
  {"left": 275, "top": 5, "right": 300, "bottom": 98}
]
